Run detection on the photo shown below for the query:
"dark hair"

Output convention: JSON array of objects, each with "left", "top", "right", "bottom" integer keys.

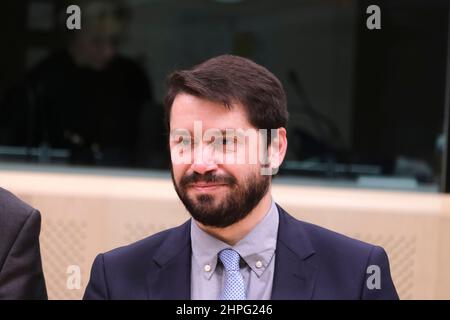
[{"left": 164, "top": 55, "right": 288, "bottom": 135}]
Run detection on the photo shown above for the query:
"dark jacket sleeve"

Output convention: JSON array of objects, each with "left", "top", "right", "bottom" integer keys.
[
  {"left": 361, "top": 246, "right": 399, "bottom": 300},
  {"left": 0, "top": 210, "right": 48, "bottom": 299},
  {"left": 83, "top": 254, "right": 110, "bottom": 300}
]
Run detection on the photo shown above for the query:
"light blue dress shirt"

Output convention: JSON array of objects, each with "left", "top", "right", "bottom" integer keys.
[{"left": 190, "top": 199, "right": 279, "bottom": 300}]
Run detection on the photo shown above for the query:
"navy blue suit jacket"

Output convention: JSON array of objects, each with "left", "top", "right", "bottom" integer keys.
[{"left": 84, "top": 205, "right": 399, "bottom": 300}]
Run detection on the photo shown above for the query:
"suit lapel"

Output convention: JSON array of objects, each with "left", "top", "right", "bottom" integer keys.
[
  {"left": 146, "top": 220, "right": 192, "bottom": 299},
  {"left": 271, "top": 205, "right": 318, "bottom": 300},
  {"left": 144, "top": 206, "right": 318, "bottom": 300}
]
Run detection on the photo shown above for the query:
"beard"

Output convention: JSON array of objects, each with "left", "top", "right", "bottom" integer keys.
[{"left": 171, "top": 168, "right": 270, "bottom": 228}]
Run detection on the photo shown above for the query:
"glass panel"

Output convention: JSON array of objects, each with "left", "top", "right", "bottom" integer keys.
[{"left": 0, "top": 0, "right": 447, "bottom": 192}]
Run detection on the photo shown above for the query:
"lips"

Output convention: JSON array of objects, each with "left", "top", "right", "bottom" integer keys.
[{"left": 190, "top": 182, "right": 228, "bottom": 191}]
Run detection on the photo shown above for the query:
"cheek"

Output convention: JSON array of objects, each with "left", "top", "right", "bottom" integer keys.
[
  {"left": 231, "top": 137, "right": 267, "bottom": 167},
  {"left": 221, "top": 163, "right": 259, "bottom": 180},
  {"left": 171, "top": 163, "right": 189, "bottom": 182}
]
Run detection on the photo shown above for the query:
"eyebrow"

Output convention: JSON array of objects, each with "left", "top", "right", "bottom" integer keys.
[{"left": 170, "top": 128, "right": 256, "bottom": 138}]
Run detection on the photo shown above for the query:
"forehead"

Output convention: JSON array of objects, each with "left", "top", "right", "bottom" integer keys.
[{"left": 170, "top": 93, "right": 253, "bottom": 131}]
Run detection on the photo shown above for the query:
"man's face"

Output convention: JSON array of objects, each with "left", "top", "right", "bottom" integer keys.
[
  {"left": 169, "top": 93, "right": 271, "bottom": 228},
  {"left": 74, "top": 30, "right": 119, "bottom": 70}
]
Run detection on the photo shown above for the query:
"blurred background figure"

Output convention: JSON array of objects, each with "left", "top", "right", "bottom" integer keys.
[{"left": 0, "top": 0, "right": 165, "bottom": 168}]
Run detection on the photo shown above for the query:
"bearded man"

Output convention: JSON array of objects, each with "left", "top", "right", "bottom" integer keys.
[{"left": 84, "top": 55, "right": 398, "bottom": 300}]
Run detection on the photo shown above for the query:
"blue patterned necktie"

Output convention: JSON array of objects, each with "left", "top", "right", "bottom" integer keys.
[{"left": 218, "top": 248, "right": 246, "bottom": 300}]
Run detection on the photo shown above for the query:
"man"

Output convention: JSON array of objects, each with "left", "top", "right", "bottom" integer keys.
[
  {"left": 84, "top": 55, "right": 399, "bottom": 300},
  {"left": 0, "top": 188, "right": 47, "bottom": 299}
]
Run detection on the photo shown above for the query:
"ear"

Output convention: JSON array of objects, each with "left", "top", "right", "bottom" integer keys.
[{"left": 267, "top": 127, "right": 288, "bottom": 175}]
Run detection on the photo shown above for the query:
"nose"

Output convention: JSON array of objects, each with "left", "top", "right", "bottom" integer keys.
[{"left": 190, "top": 143, "right": 219, "bottom": 175}]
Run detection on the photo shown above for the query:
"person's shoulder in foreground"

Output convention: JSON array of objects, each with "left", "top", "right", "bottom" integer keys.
[
  {"left": 0, "top": 187, "right": 48, "bottom": 299},
  {"left": 84, "top": 205, "right": 399, "bottom": 300}
]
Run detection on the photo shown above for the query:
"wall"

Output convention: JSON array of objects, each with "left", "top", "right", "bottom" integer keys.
[{"left": 1, "top": 168, "right": 449, "bottom": 299}]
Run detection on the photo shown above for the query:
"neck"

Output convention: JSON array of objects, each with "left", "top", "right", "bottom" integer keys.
[
  {"left": 195, "top": 191, "right": 273, "bottom": 246},
  {"left": 68, "top": 42, "right": 87, "bottom": 68},
  {"left": 68, "top": 44, "right": 84, "bottom": 67}
]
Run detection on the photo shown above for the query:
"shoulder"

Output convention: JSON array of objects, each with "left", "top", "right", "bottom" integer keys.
[
  {"left": 108, "top": 55, "right": 152, "bottom": 95},
  {"left": 278, "top": 207, "right": 398, "bottom": 299},
  {"left": 0, "top": 187, "right": 38, "bottom": 225},
  {"left": 0, "top": 188, "right": 41, "bottom": 260},
  {"left": 300, "top": 218, "right": 374, "bottom": 255},
  {"left": 110, "top": 55, "right": 147, "bottom": 78},
  {"left": 279, "top": 206, "right": 374, "bottom": 254},
  {"left": 27, "top": 51, "right": 71, "bottom": 79},
  {"left": 98, "top": 220, "right": 190, "bottom": 269},
  {"left": 277, "top": 206, "right": 383, "bottom": 277}
]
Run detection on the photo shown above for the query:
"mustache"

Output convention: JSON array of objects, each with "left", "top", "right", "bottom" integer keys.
[{"left": 180, "top": 172, "right": 237, "bottom": 187}]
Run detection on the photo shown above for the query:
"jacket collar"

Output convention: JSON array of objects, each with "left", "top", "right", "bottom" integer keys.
[
  {"left": 146, "top": 220, "right": 192, "bottom": 299},
  {"left": 270, "top": 204, "right": 318, "bottom": 299}
]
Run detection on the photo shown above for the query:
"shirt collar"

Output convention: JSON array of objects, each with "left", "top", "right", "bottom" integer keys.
[{"left": 190, "top": 199, "right": 279, "bottom": 280}]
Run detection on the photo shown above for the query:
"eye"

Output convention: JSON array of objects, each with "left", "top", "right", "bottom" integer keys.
[
  {"left": 222, "top": 137, "right": 236, "bottom": 152},
  {"left": 222, "top": 137, "right": 233, "bottom": 145},
  {"left": 181, "top": 138, "right": 191, "bottom": 146},
  {"left": 174, "top": 135, "right": 192, "bottom": 146}
]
